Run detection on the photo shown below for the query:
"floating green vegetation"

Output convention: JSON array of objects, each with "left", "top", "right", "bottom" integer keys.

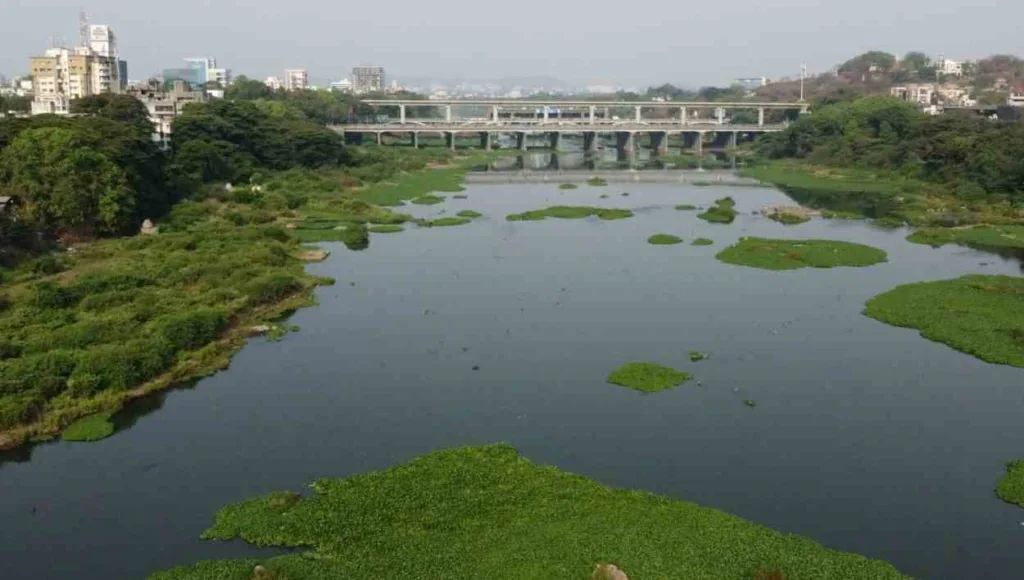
[
  {"left": 411, "top": 195, "right": 445, "bottom": 205},
  {"left": 768, "top": 212, "right": 810, "bottom": 225},
  {"left": 368, "top": 225, "right": 404, "bottom": 233},
  {"left": 716, "top": 237, "right": 888, "bottom": 271},
  {"left": 606, "top": 362, "right": 691, "bottom": 393},
  {"left": 689, "top": 351, "right": 708, "bottom": 362},
  {"left": 864, "top": 275, "right": 1024, "bottom": 367},
  {"left": 587, "top": 176, "right": 608, "bottom": 186},
  {"left": 599, "top": 194, "right": 610, "bottom": 199},
  {"left": 421, "top": 217, "right": 472, "bottom": 227},
  {"left": 744, "top": 400, "right": 757, "bottom": 408},
  {"left": 621, "top": 192, "right": 630, "bottom": 197},
  {"left": 456, "top": 210, "right": 483, "bottom": 218},
  {"left": 265, "top": 324, "right": 301, "bottom": 342},
  {"left": 149, "top": 445, "right": 903, "bottom": 579},
  {"left": 907, "top": 225, "right": 1024, "bottom": 252},
  {"left": 675, "top": 204, "right": 697, "bottom": 211},
  {"left": 872, "top": 216, "right": 905, "bottom": 229},
  {"left": 697, "top": 197, "right": 738, "bottom": 224},
  {"left": 692, "top": 238, "right": 714, "bottom": 246},
  {"left": 61, "top": 412, "right": 115, "bottom": 442},
  {"left": 506, "top": 206, "right": 634, "bottom": 222},
  {"left": 452, "top": 194, "right": 468, "bottom": 200},
  {"left": 648, "top": 234, "right": 684, "bottom": 246},
  {"left": 996, "top": 459, "right": 1024, "bottom": 508},
  {"left": 558, "top": 183, "right": 579, "bottom": 190}
]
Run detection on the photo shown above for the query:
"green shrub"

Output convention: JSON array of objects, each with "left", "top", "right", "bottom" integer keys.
[
  {"left": 246, "top": 274, "right": 302, "bottom": 305},
  {"left": 158, "top": 308, "right": 229, "bottom": 351},
  {"left": 648, "top": 234, "right": 683, "bottom": 245},
  {"left": 32, "top": 254, "right": 66, "bottom": 275},
  {"left": 0, "top": 349, "right": 78, "bottom": 396},
  {"left": 340, "top": 223, "right": 370, "bottom": 250},
  {"left": 62, "top": 411, "right": 115, "bottom": 442},
  {"left": 72, "top": 337, "right": 175, "bottom": 392},
  {"left": 0, "top": 394, "right": 42, "bottom": 430},
  {"left": 31, "top": 281, "right": 77, "bottom": 309}
]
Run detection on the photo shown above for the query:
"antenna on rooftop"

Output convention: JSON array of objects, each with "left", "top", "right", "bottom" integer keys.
[{"left": 79, "top": 10, "right": 89, "bottom": 47}]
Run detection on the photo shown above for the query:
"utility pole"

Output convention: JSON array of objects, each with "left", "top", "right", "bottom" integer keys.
[{"left": 800, "top": 62, "right": 807, "bottom": 102}]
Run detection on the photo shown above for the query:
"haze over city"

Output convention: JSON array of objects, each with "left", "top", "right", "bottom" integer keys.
[{"left": 4, "top": 0, "right": 1024, "bottom": 86}]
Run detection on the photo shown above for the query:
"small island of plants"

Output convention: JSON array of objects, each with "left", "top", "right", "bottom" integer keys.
[
  {"left": 456, "top": 210, "right": 483, "bottom": 218},
  {"left": 691, "top": 238, "right": 714, "bottom": 246},
  {"left": 716, "top": 237, "right": 888, "bottom": 270},
  {"left": 648, "top": 234, "right": 684, "bottom": 245},
  {"left": 606, "top": 362, "right": 691, "bottom": 393},
  {"left": 697, "top": 197, "right": 738, "bottom": 224},
  {"left": 506, "top": 206, "right": 634, "bottom": 222},
  {"left": 411, "top": 195, "right": 445, "bottom": 205},
  {"left": 996, "top": 459, "right": 1024, "bottom": 508},
  {"left": 61, "top": 411, "right": 115, "bottom": 442},
  {"left": 864, "top": 275, "right": 1024, "bottom": 367},
  {"left": 675, "top": 204, "right": 698, "bottom": 211},
  {"left": 558, "top": 183, "right": 579, "bottom": 190}
]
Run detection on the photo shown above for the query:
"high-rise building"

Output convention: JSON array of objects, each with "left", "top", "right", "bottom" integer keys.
[
  {"left": 284, "top": 69, "right": 308, "bottom": 91},
  {"left": 352, "top": 66, "right": 385, "bottom": 94},
  {"left": 29, "top": 21, "right": 123, "bottom": 115},
  {"left": 264, "top": 76, "right": 283, "bottom": 90}
]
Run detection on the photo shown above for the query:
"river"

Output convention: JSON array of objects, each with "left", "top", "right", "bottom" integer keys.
[{"left": 2, "top": 158, "right": 1023, "bottom": 579}]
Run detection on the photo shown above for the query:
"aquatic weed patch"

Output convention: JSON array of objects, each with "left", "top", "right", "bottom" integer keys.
[
  {"left": 411, "top": 195, "right": 445, "bottom": 206},
  {"left": 716, "top": 237, "right": 887, "bottom": 271},
  {"left": 698, "top": 197, "right": 738, "bottom": 224},
  {"left": 151, "top": 444, "right": 905, "bottom": 579},
  {"left": 996, "top": 459, "right": 1024, "bottom": 508},
  {"left": 692, "top": 238, "right": 714, "bottom": 246},
  {"left": 864, "top": 275, "right": 1024, "bottom": 367},
  {"left": 456, "top": 210, "right": 483, "bottom": 218},
  {"left": 648, "top": 234, "right": 684, "bottom": 245},
  {"left": 368, "top": 225, "right": 404, "bottom": 233},
  {"left": 506, "top": 206, "right": 634, "bottom": 222},
  {"left": 607, "top": 362, "right": 691, "bottom": 393},
  {"left": 61, "top": 411, "right": 115, "bottom": 442}
]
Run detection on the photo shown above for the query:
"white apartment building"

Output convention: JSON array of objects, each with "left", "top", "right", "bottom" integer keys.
[
  {"left": 29, "top": 24, "right": 122, "bottom": 115},
  {"left": 939, "top": 58, "right": 964, "bottom": 77},
  {"left": 890, "top": 84, "right": 936, "bottom": 105},
  {"left": 264, "top": 76, "right": 283, "bottom": 90},
  {"left": 284, "top": 69, "right": 308, "bottom": 91}
]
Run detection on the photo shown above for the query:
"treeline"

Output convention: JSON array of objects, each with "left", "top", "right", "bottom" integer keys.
[
  {"left": 756, "top": 96, "right": 1024, "bottom": 202},
  {"left": 0, "top": 94, "right": 350, "bottom": 264}
]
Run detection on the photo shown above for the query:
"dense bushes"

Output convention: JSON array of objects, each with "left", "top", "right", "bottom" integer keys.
[
  {"left": 158, "top": 309, "right": 229, "bottom": 351},
  {"left": 245, "top": 274, "right": 302, "bottom": 305},
  {"left": 756, "top": 96, "right": 1024, "bottom": 202}
]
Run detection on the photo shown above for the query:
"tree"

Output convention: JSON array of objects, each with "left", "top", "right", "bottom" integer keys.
[
  {"left": 0, "top": 127, "right": 136, "bottom": 236},
  {"left": 226, "top": 75, "right": 272, "bottom": 101},
  {"left": 70, "top": 94, "right": 152, "bottom": 134}
]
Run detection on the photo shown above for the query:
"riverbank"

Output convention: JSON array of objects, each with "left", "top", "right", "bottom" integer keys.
[{"left": 0, "top": 148, "right": 509, "bottom": 450}]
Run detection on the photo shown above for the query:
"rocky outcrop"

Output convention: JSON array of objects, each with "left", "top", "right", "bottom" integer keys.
[
  {"left": 140, "top": 219, "right": 159, "bottom": 236},
  {"left": 592, "top": 564, "right": 629, "bottom": 580}
]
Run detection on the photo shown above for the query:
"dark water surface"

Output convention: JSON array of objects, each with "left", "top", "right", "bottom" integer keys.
[{"left": 2, "top": 179, "right": 1023, "bottom": 579}]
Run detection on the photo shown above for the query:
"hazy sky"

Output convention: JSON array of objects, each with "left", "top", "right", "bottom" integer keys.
[{"left": 3, "top": 0, "right": 1021, "bottom": 87}]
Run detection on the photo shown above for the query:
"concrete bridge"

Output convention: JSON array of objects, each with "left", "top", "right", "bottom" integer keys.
[
  {"left": 335, "top": 98, "right": 805, "bottom": 153},
  {"left": 330, "top": 122, "right": 787, "bottom": 154}
]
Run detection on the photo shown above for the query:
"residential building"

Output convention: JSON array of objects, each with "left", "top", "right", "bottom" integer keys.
[
  {"left": 733, "top": 77, "right": 767, "bottom": 90},
  {"left": 890, "top": 84, "right": 936, "bottom": 105},
  {"left": 330, "top": 78, "right": 353, "bottom": 92},
  {"left": 938, "top": 58, "right": 963, "bottom": 77},
  {"left": 129, "top": 80, "right": 208, "bottom": 145},
  {"left": 284, "top": 69, "right": 308, "bottom": 91},
  {"left": 29, "top": 22, "right": 123, "bottom": 115},
  {"left": 1009, "top": 90, "right": 1024, "bottom": 108},
  {"left": 352, "top": 66, "right": 385, "bottom": 93},
  {"left": 264, "top": 76, "right": 283, "bottom": 90},
  {"left": 165, "top": 58, "right": 231, "bottom": 88},
  {"left": 207, "top": 68, "right": 231, "bottom": 87}
]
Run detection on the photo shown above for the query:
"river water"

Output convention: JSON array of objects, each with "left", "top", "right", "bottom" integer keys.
[{"left": 2, "top": 161, "right": 1023, "bottom": 579}]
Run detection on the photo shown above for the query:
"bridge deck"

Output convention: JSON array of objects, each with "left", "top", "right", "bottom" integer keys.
[{"left": 334, "top": 123, "right": 785, "bottom": 133}]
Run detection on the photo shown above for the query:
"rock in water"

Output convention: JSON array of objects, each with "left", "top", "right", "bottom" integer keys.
[{"left": 592, "top": 564, "right": 629, "bottom": 580}]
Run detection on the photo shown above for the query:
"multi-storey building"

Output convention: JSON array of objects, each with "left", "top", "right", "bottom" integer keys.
[
  {"left": 264, "top": 76, "right": 283, "bottom": 90},
  {"left": 129, "top": 80, "right": 209, "bottom": 145},
  {"left": 29, "top": 23, "right": 123, "bottom": 115},
  {"left": 284, "top": 69, "right": 308, "bottom": 91},
  {"left": 352, "top": 66, "right": 385, "bottom": 94}
]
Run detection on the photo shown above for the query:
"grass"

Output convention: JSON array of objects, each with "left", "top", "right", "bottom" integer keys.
[
  {"left": 692, "top": 238, "right": 714, "bottom": 246},
  {"left": 558, "top": 183, "right": 579, "bottom": 190},
  {"left": 456, "top": 210, "right": 483, "bottom": 218},
  {"left": 675, "top": 204, "right": 697, "bottom": 211},
  {"left": 698, "top": 197, "right": 738, "bottom": 224},
  {"left": 420, "top": 217, "right": 472, "bottom": 227},
  {"left": 648, "top": 234, "right": 684, "bottom": 245},
  {"left": 368, "top": 225, "right": 404, "bottom": 233},
  {"left": 149, "top": 444, "right": 904, "bottom": 580},
  {"left": 996, "top": 459, "right": 1024, "bottom": 508},
  {"left": 506, "top": 206, "right": 634, "bottom": 222},
  {"left": 587, "top": 176, "right": 608, "bottom": 186},
  {"left": 61, "top": 411, "right": 115, "bottom": 442},
  {"left": 411, "top": 195, "right": 445, "bottom": 205},
  {"left": 716, "top": 237, "right": 888, "bottom": 271},
  {"left": 907, "top": 225, "right": 1024, "bottom": 252},
  {"left": 606, "top": 362, "right": 691, "bottom": 393},
  {"left": 689, "top": 351, "right": 709, "bottom": 362},
  {"left": 864, "top": 275, "right": 1024, "bottom": 367}
]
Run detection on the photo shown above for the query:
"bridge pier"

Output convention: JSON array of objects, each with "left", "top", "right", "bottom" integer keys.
[
  {"left": 549, "top": 132, "right": 561, "bottom": 151},
  {"left": 583, "top": 132, "right": 599, "bottom": 153},
  {"left": 480, "top": 132, "right": 492, "bottom": 151},
  {"left": 516, "top": 132, "right": 528, "bottom": 151},
  {"left": 399, "top": 104, "right": 406, "bottom": 124},
  {"left": 445, "top": 131, "right": 456, "bottom": 150},
  {"left": 758, "top": 107, "right": 765, "bottom": 126},
  {"left": 376, "top": 132, "right": 382, "bottom": 146},
  {"left": 412, "top": 132, "right": 419, "bottom": 148},
  {"left": 729, "top": 131, "right": 738, "bottom": 151},
  {"left": 445, "top": 105, "right": 452, "bottom": 123},
  {"left": 650, "top": 131, "right": 668, "bottom": 155},
  {"left": 615, "top": 132, "right": 635, "bottom": 155}
]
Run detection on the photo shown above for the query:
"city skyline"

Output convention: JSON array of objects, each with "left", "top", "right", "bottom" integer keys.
[{"left": 4, "top": 0, "right": 1024, "bottom": 88}]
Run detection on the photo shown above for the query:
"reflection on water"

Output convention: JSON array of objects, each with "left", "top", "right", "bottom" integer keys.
[{"left": 478, "top": 150, "right": 739, "bottom": 172}]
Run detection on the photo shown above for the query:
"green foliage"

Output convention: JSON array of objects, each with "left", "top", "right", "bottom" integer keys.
[
  {"left": 675, "top": 204, "right": 697, "bottom": 210},
  {"left": 587, "top": 177, "right": 608, "bottom": 186},
  {"left": 689, "top": 351, "right": 709, "bottom": 362},
  {"left": 692, "top": 238, "right": 714, "bottom": 246},
  {"left": 61, "top": 411, "right": 115, "bottom": 442},
  {"left": 420, "top": 217, "right": 471, "bottom": 227},
  {"left": 159, "top": 309, "right": 229, "bottom": 351},
  {"left": 152, "top": 445, "right": 904, "bottom": 579},
  {"left": 150, "top": 560, "right": 259, "bottom": 580},
  {"left": 558, "top": 183, "right": 578, "bottom": 190},
  {"left": 864, "top": 275, "right": 1024, "bottom": 367},
  {"left": 607, "top": 362, "right": 691, "bottom": 393},
  {"left": 768, "top": 212, "right": 810, "bottom": 225},
  {"left": 697, "top": 197, "right": 738, "bottom": 224},
  {"left": 340, "top": 223, "right": 370, "bottom": 250},
  {"left": 716, "top": 237, "right": 888, "bottom": 270},
  {"left": 648, "top": 234, "right": 683, "bottom": 245},
  {"left": 996, "top": 460, "right": 1024, "bottom": 508},
  {"left": 368, "top": 225, "right": 404, "bottom": 233},
  {"left": 246, "top": 274, "right": 302, "bottom": 305},
  {"left": 456, "top": 210, "right": 482, "bottom": 218},
  {"left": 906, "top": 225, "right": 1024, "bottom": 252},
  {"left": 506, "top": 206, "right": 634, "bottom": 221}
]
